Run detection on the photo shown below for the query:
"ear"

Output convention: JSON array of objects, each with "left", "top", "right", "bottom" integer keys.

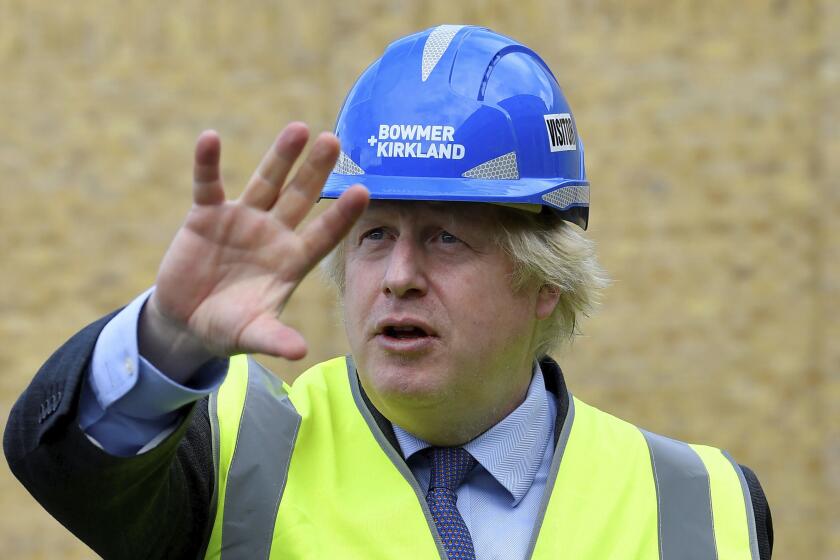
[{"left": 535, "top": 284, "right": 561, "bottom": 320}]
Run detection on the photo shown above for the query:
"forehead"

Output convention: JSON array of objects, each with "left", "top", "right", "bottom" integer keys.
[{"left": 358, "top": 200, "right": 501, "bottom": 227}]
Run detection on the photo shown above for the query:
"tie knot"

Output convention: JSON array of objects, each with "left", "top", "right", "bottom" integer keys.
[{"left": 428, "top": 447, "right": 476, "bottom": 491}]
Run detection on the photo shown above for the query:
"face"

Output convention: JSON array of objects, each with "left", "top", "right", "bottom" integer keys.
[{"left": 343, "top": 201, "right": 559, "bottom": 440}]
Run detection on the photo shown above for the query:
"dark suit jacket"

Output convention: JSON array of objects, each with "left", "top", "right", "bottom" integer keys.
[{"left": 4, "top": 313, "right": 774, "bottom": 559}]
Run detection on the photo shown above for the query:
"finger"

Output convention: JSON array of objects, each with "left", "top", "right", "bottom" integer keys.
[
  {"left": 272, "top": 132, "right": 340, "bottom": 228},
  {"left": 298, "top": 184, "right": 370, "bottom": 262},
  {"left": 193, "top": 130, "right": 225, "bottom": 206},
  {"left": 239, "top": 314, "right": 308, "bottom": 360},
  {"left": 240, "top": 122, "right": 309, "bottom": 210}
]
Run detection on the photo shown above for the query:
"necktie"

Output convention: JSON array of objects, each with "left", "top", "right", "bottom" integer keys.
[{"left": 426, "top": 447, "right": 478, "bottom": 560}]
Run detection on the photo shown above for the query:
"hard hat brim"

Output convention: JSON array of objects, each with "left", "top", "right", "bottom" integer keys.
[{"left": 322, "top": 173, "right": 589, "bottom": 211}]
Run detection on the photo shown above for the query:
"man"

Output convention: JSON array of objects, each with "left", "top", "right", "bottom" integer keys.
[{"left": 5, "top": 25, "right": 771, "bottom": 559}]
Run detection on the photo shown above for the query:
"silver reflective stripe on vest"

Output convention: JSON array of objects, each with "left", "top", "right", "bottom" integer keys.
[
  {"left": 641, "top": 430, "right": 718, "bottom": 560},
  {"left": 722, "top": 450, "right": 760, "bottom": 560},
  {"left": 222, "top": 358, "right": 301, "bottom": 559}
]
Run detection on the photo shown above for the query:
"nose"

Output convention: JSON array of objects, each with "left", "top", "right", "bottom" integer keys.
[{"left": 382, "top": 237, "right": 428, "bottom": 298}]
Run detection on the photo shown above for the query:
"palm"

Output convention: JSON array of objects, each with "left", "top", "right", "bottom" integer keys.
[{"left": 149, "top": 124, "right": 368, "bottom": 360}]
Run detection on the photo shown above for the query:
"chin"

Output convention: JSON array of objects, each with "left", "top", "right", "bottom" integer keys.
[{"left": 359, "top": 357, "right": 454, "bottom": 406}]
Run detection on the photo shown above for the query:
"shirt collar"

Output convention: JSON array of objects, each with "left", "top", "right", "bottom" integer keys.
[{"left": 393, "top": 363, "right": 554, "bottom": 506}]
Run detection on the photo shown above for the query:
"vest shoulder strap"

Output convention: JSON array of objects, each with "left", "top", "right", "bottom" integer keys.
[
  {"left": 205, "top": 355, "right": 301, "bottom": 560},
  {"left": 533, "top": 397, "right": 758, "bottom": 559}
]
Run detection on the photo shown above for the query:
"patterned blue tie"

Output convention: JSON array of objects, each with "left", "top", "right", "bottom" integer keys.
[{"left": 426, "top": 447, "right": 478, "bottom": 560}]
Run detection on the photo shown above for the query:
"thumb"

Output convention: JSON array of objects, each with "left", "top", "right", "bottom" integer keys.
[{"left": 238, "top": 314, "right": 308, "bottom": 360}]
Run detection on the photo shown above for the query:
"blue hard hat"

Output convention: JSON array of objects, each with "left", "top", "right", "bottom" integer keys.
[{"left": 322, "top": 25, "right": 590, "bottom": 229}]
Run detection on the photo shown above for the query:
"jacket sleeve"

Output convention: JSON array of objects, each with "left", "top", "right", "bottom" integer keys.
[
  {"left": 3, "top": 312, "right": 216, "bottom": 560},
  {"left": 740, "top": 464, "right": 773, "bottom": 559}
]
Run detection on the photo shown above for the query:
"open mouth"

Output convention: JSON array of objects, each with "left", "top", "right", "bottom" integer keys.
[{"left": 383, "top": 326, "right": 430, "bottom": 339}]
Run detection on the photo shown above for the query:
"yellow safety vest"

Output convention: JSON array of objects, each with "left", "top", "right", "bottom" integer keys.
[{"left": 204, "top": 355, "right": 759, "bottom": 559}]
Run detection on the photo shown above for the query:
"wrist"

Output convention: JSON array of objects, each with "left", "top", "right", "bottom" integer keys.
[{"left": 139, "top": 293, "right": 217, "bottom": 384}]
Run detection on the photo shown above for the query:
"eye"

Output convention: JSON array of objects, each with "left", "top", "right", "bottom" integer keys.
[
  {"left": 439, "top": 230, "right": 459, "bottom": 244},
  {"left": 361, "top": 227, "right": 386, "bottom": 242}
]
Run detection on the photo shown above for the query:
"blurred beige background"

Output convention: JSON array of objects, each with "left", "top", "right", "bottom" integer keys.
[{"left": 1, "top": 0, "right": 837, "bottom": 558}]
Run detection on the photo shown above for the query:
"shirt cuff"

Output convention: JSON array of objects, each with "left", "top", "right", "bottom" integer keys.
[
  {"left": 88, "top": 287, "right": 228, "bottom": 414},
  {"left": 87, "top": 287, "right": 154, "bottom": 409},
  {"left": 80, "top": 288, "right": 228, "bottom": 455}
]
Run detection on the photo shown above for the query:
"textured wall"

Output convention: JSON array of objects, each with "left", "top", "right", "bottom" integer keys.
[{"left": 1, "top": 1, "right": 836, "bottom": 557}]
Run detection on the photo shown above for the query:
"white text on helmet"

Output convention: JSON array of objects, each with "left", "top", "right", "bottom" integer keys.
[
  {"left": 373, "top": 123, "right": 466, "bottom": 160},
  {"left": 378, "top": 124, "right": 455, "bottom": 142}
]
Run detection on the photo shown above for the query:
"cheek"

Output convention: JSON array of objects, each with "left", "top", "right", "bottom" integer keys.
[
  {"left": 446, "top": 275, "right": 536, "bottom": 341},
  {"left": 344, "top": 259, "right": 375, "bottom": 300},
  {"left": 342, "top": 262, "right": 384, "bottom": 341},
  {"left": 342, "top": 296, "right": 369, "bottom": 363},
  {"left": 343, "top": 280, "right": 369, "bottom": 332}
]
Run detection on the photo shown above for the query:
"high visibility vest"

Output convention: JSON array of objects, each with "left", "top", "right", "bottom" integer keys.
[{"left": 204, "top": 355, "right": 760, "bottom": 559}]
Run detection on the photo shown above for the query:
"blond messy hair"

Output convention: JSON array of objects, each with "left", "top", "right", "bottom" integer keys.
[{"left": 321, "top": 204, "right": 609, "bottom": 359}]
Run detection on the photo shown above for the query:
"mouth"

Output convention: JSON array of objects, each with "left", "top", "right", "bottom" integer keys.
[
  {"left": 382, "top": 325, "right": 431, "bottom": 340},
  {"left": 374, "top": 318, "right": 438, "bottom": 352}
]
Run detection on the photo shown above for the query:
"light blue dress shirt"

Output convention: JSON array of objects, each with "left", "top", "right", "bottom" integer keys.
[
  {"left": 393, "top": 369, "right": 556, "bottom": 560},
  {"left": 79, "top": 289, "right": 559, "bottom": 559}
]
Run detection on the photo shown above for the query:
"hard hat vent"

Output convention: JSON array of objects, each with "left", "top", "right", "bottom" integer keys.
[
  {"left": 421, "top": 25, "right": 464, "bottom": 81},
  {"left": 541, "top": 185, "right": 589, "bottom": 210},
  {"left": 334, "top": 152, "right": 364, "bottom": 175},
  {"left": 462, "top": 151, "right": 519, "bottom": 180}
]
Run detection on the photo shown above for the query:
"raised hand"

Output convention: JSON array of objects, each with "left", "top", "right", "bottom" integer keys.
[{"left": 138, "top": 123, "right": 369, "bottom": 381}]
